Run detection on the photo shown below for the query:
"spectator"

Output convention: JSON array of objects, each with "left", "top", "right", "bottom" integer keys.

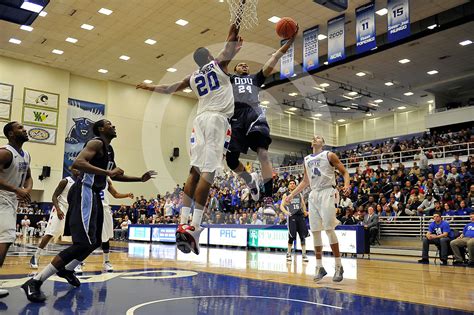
[
  {"left": 277, "top": 213, "right": 287, "bottom": 225},
  {"left": 250, "top": 213, "right": 263, "bottom": 225},
  {"left": 418, "top": 213, "right": 454, "bottom": 265},
  {"left": 455, "top": 200, "right": 472, "bottom": 216},
  {"left": 450, "top": 212, "right": 474, "bottom": 267},
  {"left": 417, "top": 194, "right": 436, "bottom": 216},
  {"left": 447, "top": 167, "right": 460, "bottom": 182},
  {"left": 363, "top": 206, "right": 379, "bottom": 245},
  {"left": 452, "top": 154, "right": 462, "bottom": 168},
  {"left": 119, "top": 215, "right": 131, "bottom": 240},
  {"left": 341, "top": 208, "right": 357, "bottom": 225}
]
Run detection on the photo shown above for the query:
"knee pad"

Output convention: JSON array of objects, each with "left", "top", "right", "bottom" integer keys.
[
  {"left": 101, "top": 241, "right": 110, "bottom": 252},
  {"left": 288, "top": 235, "right": 296, "bottom": 244},
  {"left": 312, "top": 231, "right": 323, "bottom": 247},
  {"left": 225, "top": 151, "right": 241, "bottom": 170},
  {"left": 325, "top": 230, "right": 339, "bottom": 244}
]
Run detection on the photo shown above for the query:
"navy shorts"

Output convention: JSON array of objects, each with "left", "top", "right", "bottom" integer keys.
[
  {"left": 64, "top": 181, "right": 103, "bottom": 245},
  {"left": 228, "top": 105, "right": 272, "bottom": 154}
]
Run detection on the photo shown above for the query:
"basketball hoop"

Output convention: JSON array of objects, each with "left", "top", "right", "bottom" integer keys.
[{"left": 227, "top": 0, "right": 259, "bottom": 30}]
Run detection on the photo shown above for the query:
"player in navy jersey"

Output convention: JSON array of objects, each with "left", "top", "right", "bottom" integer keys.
[
  {"left": 226, "top": 27, "right": 298, "bottom": 210},
  {"left": 23, "top": 119, "right": 156, "bottom": 302}
]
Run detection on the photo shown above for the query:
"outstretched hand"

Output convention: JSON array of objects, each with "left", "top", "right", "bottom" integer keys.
[
  {"left": 141, "top": 170, "right": 157, "bottom": 182},
  {"left": 136, "top": 83, "right": 151, "bottom": 90}
]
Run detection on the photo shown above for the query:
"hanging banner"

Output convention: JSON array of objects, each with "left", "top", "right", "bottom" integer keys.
[
  {"left": 24, "top": 88, "right": 59, "bottom": 110},
  {"left": 0, "top": 83, "right": 13, "bottom": 102},
  {"left": 63, "top": 98, "right": 105, "bottom": 177},
  {"left": 24, "top": 124, "right": 57, "bottom": 145},
  {"left": 22, "top": 106, "right": 59, "bottom": 127},
  {"left": 279, "top": 39, "right": 294, "bottom": 79},
  {"left": 327, "top": 14, "right": 345, "bottom": 64},
  {"left": 303, "top": 26, "right": 319, "bottom": 72},
  {"left": 356, "top": 2, "right": 376, "bottom": 53},
  {"left": 387, "top": 0, "right": 410, "bottom": 42}
]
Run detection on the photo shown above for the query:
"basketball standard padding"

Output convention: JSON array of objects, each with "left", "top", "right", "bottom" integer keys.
[{"left": 276, "top": 17, "right": 298, "bottom": 39}]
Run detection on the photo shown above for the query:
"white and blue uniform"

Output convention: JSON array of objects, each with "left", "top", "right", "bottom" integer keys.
[
  {"left": 189, "top": 60, "right": 234, "bottom": 172},
  {"left": 0, "top": 145, "right": 30, "bottom": 243},
  {"left": 44, "top": 176, "right": 75, "bottom": 237},
  {"left": 304, "top": 151, "right": 339, "bottom": 231},
  {"left": 101, "top": 180, "right": 114, "bottom": 242}
]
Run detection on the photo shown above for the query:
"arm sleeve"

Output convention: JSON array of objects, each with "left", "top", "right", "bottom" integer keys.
[{"left": 253, "top": 70, "right": 266, "bottom": 86}]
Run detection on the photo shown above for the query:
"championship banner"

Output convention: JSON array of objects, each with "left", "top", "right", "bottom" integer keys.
[
  {"left": 303, "top": 26, "right": 319, "bottom": 72},
  {"left": 327, "top": 14, "right": 345, "bottom": 64},
  {"left": 356, "top": 2, "right": 376, "bottom": 53},
  {"left": 387, "top": 0, "right": 410, "bottom": 42},
  {"left": 63, "top": 98, "right": 105, "bottom": 177},
  {"left": 279, "top": 39, "right": 294, "bottom": 79}
]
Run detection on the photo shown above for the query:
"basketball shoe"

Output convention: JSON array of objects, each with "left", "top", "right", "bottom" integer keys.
[{"left": 176, "top": 224, "right": 203, "bottom": 255}]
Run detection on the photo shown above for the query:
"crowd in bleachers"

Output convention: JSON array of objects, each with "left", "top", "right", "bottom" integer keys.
[{"left": 110, "top": 129, "right": 473, "bottom": 233}]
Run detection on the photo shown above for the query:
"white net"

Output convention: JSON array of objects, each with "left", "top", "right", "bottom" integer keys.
[{"left": 227, "top": 0, "right": 259, "bottom": 30}]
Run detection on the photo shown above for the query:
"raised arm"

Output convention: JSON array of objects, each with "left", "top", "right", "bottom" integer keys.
[
  {"left": 216, "top": 0, "right": 246, "bottom": 71},
  {"left": 262, "top": 27, "right": 299, "bottom": 77},
  {"left": 285, "top": 165, "right": 310, "bottom": 203},
  {"left": 136, "top": 75, "right": 191, "bottom": 94},
  {"left": 280, "top": 193, "right": 290, "bottom": 215}
]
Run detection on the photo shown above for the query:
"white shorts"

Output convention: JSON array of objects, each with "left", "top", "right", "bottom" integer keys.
[
  {"left": 102, "top": 206, "right": 114, "bottom": 242},
  {"left": 44, "top": 206, "right": 67, "bottom": 237},
  {"left": 0, "top": 198, "right": 17, "bottom": 243},
  {"left": 190, "top": 112, "right": 231, "bottom": 173},
  {"left": 308, "top": 188, "right": 340, "bottom": 231}
]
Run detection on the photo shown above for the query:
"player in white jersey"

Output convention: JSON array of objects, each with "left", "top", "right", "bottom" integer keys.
[
  {"left": 136, "top": 4, "right": 244, "bottom": 255},
  {"left": 30, "top": 169, "right": 80, "bottom": 269},
  {"left": 0, "top": 121, "right": 32, "bottom": 298},
  {"left": 285, "top": 135, "right": 350, "bottom": 283},
  {"left": 100, "top": 178, "right": 133, "bottom": 272},
  {"left": 37, "top": 217, "right": 48, "bottom": 237}
]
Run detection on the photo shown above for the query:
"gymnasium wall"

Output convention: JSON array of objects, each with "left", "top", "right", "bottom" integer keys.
[
  {"left": 337, "top": 107, "right": 429, "bottom": 146},
  {"left": 0, "top": 55, "right": 196, "bottom": 204}
]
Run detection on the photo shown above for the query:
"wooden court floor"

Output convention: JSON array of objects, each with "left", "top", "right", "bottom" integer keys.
[{"left": 1, "top": 239, "right": 473, "bottom": 313}]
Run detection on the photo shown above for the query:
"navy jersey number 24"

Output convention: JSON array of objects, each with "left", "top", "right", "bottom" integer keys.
[{"left": 195, "top": 71, "right": 220, "bottom": 96}]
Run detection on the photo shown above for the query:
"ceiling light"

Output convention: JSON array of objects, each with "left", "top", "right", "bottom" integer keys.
[
  {"left": 428, "top": 100, "right": 434, "bottom": 104},
  {"left": 324, "top": 61, "right": 328, "bottom": 65},
  {"left": 385, "top": 82, "right": 394, "bottom": 86},
  {"left": 311, "top": 117, "right": 320, "bottom": 120},
  {"left": 289, "top": 92, "right": 298, "bottom": 96},
  {"left": 320, "top": 83, "right": 330, "bottom": 88},
  {"left": 145, "top": 39, "right": 157, "bottom": 45},
  {"left": 376, "top": 8, "right": 388, "bottom": 16},
  {"left": 398, "top": 59, "right": 410, "bottom": 64},
  {"left": 368, "top": 102, "right": 379, "bottom": 107},
  {"left": 459, "top": 40, "right": 472, "bottom": 46},
  {"left": 119, "top": 55, "right": 130, "bottom": 61},
  {"left": 342, "top": 107, "right": 350, "bottom": 111},
  {"left": 314, "top": 113, "right": 322, "bottom": 117},
  {"left": 314, "top": 87, "right": 326, "bottom": 91},
  {"left": 20, "top": 25, "right": 33, "bottom": 32},
  {"left": 348, "top": 91, "right": 358, "bottom": 96},
  {"left": 366, "top": 113, "right": 373, "bottom": 116},
  {"left": 319, "top": 104, "right": 328, "bottom": 108},
  {"left": 66, "top": 37, "right": 78, "bottom": 43},
  {"left": 284, "top": 111, "right": 295, "bottom": 115},
  {"left": 81, "top": 24, "right": 94, "bottom": 30},
  {"left": 288, "top": 107, "right": 298, "bottom": 111},
  {"left": 404, "top": 92, "right": 414, "bottom": 96},
  {"left": 374, "top": 99, "right": 383, "bottom": 103},
  {"left": 427, "top": 24, "right": 437, "bottom": 30},
  {"left": 260, "top": 104, "right": 268, "bottom": 108},
  {"left": 39, "top": 11, "right": 47, "bottom": 17},
  {"left": 337, "top": 119, "right": 346, "bottom": 122},
  {"left": 143, "top": 80, "right": 153, "bottom": 84},
  {"left": 21, "top": 1, "right": 43, "bottom": 13},
  {"left": 98, "top": 69, "right": 108, "bottom": 74},
  {"left": 398, "top": 106, "right": 407, "bottom": 110},
  {"left": 317, "top": 100, "right": 322, "bottom": 104},
  {"left": 318, "top": 34, "right": 327, "bottom": 40},
  {"left": 52, "top": 49, "right": 63, "bottom": 55},
  {"left": 356, "top": 72, "right": 366, "bottom": 77},
  {"left": 183, "top": 88, "right": 192, "bottom": 93},
  {"left": 342, "top": 95, "right": 354, "bottom": 100},
  {"left": 98, "top": 8, "right": 113, "bottom": 15},
  {"left": 261, "top": 101, "right": 270, "bottom": 105},
  {"left": 9, "top": 38, "right": 21, "bottom": 45},
  {"left": 268, "top": 16, "right": 281, "bottom": 23},
  {"left": 175, "top": 19, "right": 189, "bottom": 26},
  {"left": 427, "top": 70, "right": 438, "bottom": 75},
  {"left": 167, "top": 68, "right": 177, "bottom": 72}
]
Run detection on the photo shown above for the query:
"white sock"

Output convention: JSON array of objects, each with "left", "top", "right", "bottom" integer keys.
[
  {"left": 35, "top": 248, "right": 43, "bottom": 256},
  {"left": 65, "top": 259, "right": 82, "bottom": 271},
  {"left": 335, "top": 256, "right": 342, "bottom": 267},
  {"left": 191, "top": 208, "right": 203, "bottom": 227},
  {"left": 33, "top": 263, "right": 58, "bottom": 282},
  {"left": 180, "top": 207, "right": 191, "bottom": 224},
  {"left": 316, "top": 258, "right": 323, "bottom": 267},
  {"left": 103, "top": 253, "right": 110, "bottom": 263}
]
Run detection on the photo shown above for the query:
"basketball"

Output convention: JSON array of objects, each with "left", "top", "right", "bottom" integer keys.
[{"left": 276, "top": 17, "right": 298, "bottom": 39}]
